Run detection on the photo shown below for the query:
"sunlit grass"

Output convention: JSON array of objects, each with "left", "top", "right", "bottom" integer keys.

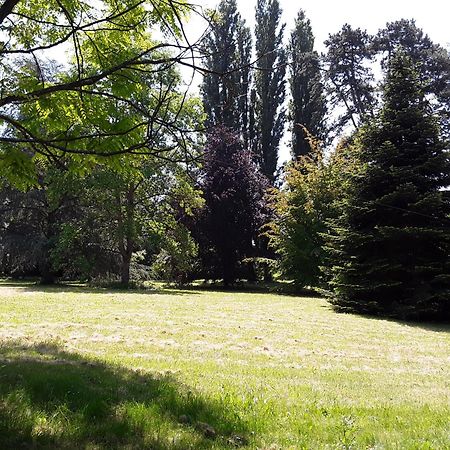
[{"left": 0, "top": 281, "right": 449, "bottom": 449}]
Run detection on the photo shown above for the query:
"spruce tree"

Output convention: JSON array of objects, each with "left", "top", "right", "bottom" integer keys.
[
  {"left": 289, "top": 9, "right": 327, "bottom": 158},
  {"left": 326, "top": 53, "right": 450, "bottom": 321},
  {"left": 200, "top": 0, "right": 252, "bottom": 143},
  {"left": 374, "top": 19, "right": 450, "bottom": 139},
  {"left": 253, "top": 0, "right": 286, "bottom": 183}
]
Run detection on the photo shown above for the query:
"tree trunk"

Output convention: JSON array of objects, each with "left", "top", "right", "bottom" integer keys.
[
  {"left": 116, "top": 184, "right": 136, "bottom": 288},
  {"left": 263, "top": 263, "right": 273, "bottom": 283},
  {"left": 40, "top": 264, "right": 56, "bottom": 285},
  {"left": 40, "top": 207, "right": 57, "bottom": 284},
  {"left": 120, "top": 251, "right": 132, "bottom": 287}
]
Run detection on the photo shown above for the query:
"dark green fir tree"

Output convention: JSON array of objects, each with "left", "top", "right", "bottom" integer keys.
[{"left": 326, "top": 53, "right": 450, "bottom": 321}]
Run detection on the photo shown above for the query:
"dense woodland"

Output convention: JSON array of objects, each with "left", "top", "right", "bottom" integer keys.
[{"left": 0, "top": 0, "right": 449, "bottom": 321}]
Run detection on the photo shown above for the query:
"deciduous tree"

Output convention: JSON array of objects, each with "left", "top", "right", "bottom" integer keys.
[
  {"left": 288, "top": 10, "right": 327, "bottom": 158},
  {"left": 197, "top": 126, "right": 269, "bottom": 285},
  {"left": 0, "top": 0, "right": 205, "bottom": 184},
  {"left": 252, "top": 0, "right": 286, "bottom": 182}
]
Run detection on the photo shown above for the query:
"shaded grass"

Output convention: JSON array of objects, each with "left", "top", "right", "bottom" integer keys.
[
  {"left": 0, "top": 281, "right": 449, "bottom": 449},
  {"left": 0, "top": 342, "right": 248, "bottom": 449}
]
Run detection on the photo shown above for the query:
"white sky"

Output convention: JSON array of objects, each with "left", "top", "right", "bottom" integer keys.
[{"left": 188, "top": 0, "right": 450, "bottom": 51}]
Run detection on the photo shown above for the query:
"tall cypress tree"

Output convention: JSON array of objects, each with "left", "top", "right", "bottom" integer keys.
[
  {"left": 289, "top": 9, "right": 327, "bottom": 158},
  {"left": 326, "top": 53, "right": 450, "bottom": 321},
  {"left": 200, "top": 0, "right": 252, "bottom": 143},
  {"left": 253, "top": 0, "right": 286, "bottom": 183}
]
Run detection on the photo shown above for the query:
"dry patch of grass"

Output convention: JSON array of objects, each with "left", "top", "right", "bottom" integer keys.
[{"left": 0, "top": 281, "right": 449, "bottom": 449}]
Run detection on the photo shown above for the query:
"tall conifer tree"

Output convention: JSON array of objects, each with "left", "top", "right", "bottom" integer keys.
[
  {"left": 374, "top": 19, "right": 450, "bottom": 138},
  {"left": 326, "top": 54, "right": 450, "bottom": 320},
  {"left": 324, "top": 25, "right": 375, "bottom": 133}
]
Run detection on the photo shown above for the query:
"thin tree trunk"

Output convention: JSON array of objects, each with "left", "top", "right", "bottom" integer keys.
[
  {"left": 120, "top": 251, "right": 132, "bottom": 287},
  {"left": 40, "top": 258, "right": 56, "bottom": 285},
  {"left": 117, "top": 184, "right": 135, "bottom": 288},
  {"left": 40, "top": 206, "right": 57, "bottom": 284}
]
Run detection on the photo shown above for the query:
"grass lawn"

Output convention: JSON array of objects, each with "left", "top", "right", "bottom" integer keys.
[{"left": 0, "top": 281, "right": 449, "bottom": 449}]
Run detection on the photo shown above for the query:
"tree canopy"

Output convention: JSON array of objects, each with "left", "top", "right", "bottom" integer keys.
[{"left": 0, "top": 0, "right": 204, "bottom": 186}]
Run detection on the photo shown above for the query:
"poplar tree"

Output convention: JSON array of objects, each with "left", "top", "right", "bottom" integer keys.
[
  {"left": 200, "top": 0, "right": 252, "bottom": 144},
  {"left": 326, "top": 53, "right": 450, "bottom": 321},
  {"left": 253, "top": 0, "right": 287, "bottom": 182},
  {"left": 288, "top": 9, "right": 327, "bottom": 158}
]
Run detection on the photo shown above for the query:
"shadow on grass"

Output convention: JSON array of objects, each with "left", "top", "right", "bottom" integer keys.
[
  {"left": 0, "top": 278, "right": 321, "bottom": 298},
  {"left": 0, "top": 341, "right": 249, "bottom": 449},
  {"left": 0, "top": 280, "right": 197, "bottom": 297},
  {"left": 326, "top": 305, "right": 450, "bottom": 334},
  {"left": 173, "top": 280, "right": 321, "bottom": 298},
  {"left": 371, "top": 314, "right": 450, "bottom": 333}
]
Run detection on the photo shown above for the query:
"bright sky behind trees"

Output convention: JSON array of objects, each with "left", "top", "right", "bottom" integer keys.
[
  {"left": 185, "top": 0, "right": 449, "bottom": 163},
  {"left": 189, "top": 0, "right": 449, "bottom": 51}
]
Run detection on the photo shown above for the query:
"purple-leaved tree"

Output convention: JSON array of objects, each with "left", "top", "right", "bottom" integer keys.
[{"left": 197, "top": 126, "right": 269, "bottom": 285}]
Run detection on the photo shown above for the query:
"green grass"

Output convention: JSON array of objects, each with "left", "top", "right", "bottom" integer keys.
[{"left": 0, "top": 281, "right": 449, "bottom": 449}]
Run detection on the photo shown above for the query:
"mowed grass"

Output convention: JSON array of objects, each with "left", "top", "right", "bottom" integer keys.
[{"left": 0, "top": 281, "right": 449, "bottom": 449}]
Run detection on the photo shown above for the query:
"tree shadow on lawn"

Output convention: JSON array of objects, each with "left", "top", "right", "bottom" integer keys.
[
  {"left": 324, "top": 304, "right": 450, "bottom": 334},
  {"left": 0, "top": 280, "right": 197, "bottom": 297},
  {"left": 176, "top": 280, "right": 321, "bottom": 298},
  {"left": 0, "top": 341, "right": 249, "bottom": 449},
  {"left": 0, "top": 278, "right": 321, "bottom": 298}
]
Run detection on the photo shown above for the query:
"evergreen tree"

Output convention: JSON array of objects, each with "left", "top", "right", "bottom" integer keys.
[
  {"left": 324, "top": 24, "right": 375, "bottom": 133},
  {"left": 253, "top": 0, "right": 287, "bottom": 182},
  {"left": 200, "top": 0, "right": 252, "bottom": 143},
  {"left": 326, "top": 53, "right": 450, "bottom": 321},
  {"left": 374, "top": 19, "right": 450, "bottom": 138},
  {"left": 288, "top": 9, "right": 327, "bottom": 158},
  {"left": 0, "top": 176, "right": 77, "bottom": 283},
  {"left": 375, "top": 19, "right": 443, "bottom": 71}
]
